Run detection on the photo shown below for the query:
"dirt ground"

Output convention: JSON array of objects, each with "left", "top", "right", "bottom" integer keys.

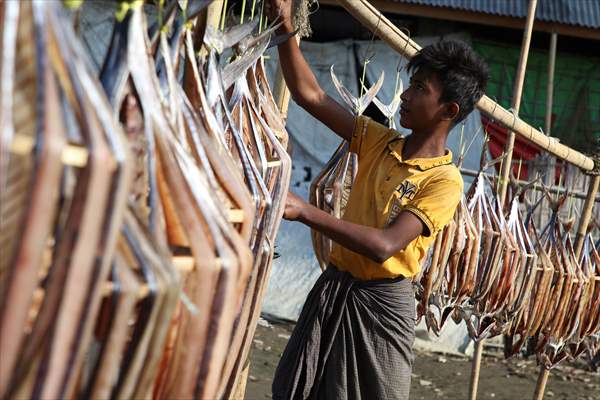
[{"left": 244, "top": 320, "right": 599, "bottom": 400}]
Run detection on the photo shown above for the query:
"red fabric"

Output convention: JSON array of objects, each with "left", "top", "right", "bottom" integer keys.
[{"left": 481, "top": 115, "right": 544, "bottom": 180}]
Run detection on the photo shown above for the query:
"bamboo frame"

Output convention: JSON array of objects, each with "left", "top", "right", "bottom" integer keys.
[
  {"left": 498, "top": 0, "right": 538, "bottom": 206},
  {"left": 10, "top": 133, "right": 88, "bottom": 167},
  {"left": 460, "top": 167, "right": 599, "bottom": 202},
  {"left": 334, "top": 0, "right": 595, "bottom": 172}
]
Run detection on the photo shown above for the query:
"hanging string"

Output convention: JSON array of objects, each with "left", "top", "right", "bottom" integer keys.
[
  {"left": 497, "top": 154, "right": 505, "bottom": 194},
  {"left": 555, "top": 172, "right": 563, "bottom": 203},
  {"left": 115, "top": 0, "right": 144, "bottom": 22},
  {"left": 157, "top": 0, "right": 165, "bottom": 30},
  {"left": 181, "top": 0, "right": 188, "bottom": 25},
  {"left": 63, "top": 0, "right": 84, "bottom": 9},
  {"left": 259, "top": 0, "right": 266, "bottom": 34},
  {"left": 240, "top": 0, "right": 247, "bottom": 24},
  {"left": 250, "top": 0, "right": 258, "bottom": 20},
  {"left": 220, "top": 0, "right": 229, "bottom": 31},
  {"left": 393, "top": 27, "right": 410, "bottom": 95},
  {"left": 359, "top": 13, "right": 381, "bottom": 97}
]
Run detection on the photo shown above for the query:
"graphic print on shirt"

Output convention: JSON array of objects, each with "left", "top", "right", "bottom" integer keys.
[{"left": 386, "top": 180, "right": 418, "bottom": 226}]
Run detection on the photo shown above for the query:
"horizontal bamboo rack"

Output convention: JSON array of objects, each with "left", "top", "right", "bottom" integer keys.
[{"left": 335, "top": 0, "right": 595, "bottom": 172}]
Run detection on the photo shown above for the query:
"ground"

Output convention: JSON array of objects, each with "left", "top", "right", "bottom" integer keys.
[{"left": 244, "top": 321, "right": 599, "bottom": 400}]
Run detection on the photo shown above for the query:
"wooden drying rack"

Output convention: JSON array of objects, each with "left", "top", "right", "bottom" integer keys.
[
  {"left": 101, "top": 255, "right": 195, "bottom": 299},
  {"left": 9, "top": 133, "right": 284, "bottom": 224}
]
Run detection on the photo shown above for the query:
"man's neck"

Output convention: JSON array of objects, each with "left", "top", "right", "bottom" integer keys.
[{"left": 403, "top": 128, "right": 449, "bottom": 160}]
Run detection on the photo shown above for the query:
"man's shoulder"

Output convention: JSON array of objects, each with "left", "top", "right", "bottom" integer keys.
[
  {"left": 360, "top": 115, "right": 404, "bottom": 138},
  {"left": 427, "top": 164, "right": 463, "bottom": 189}
]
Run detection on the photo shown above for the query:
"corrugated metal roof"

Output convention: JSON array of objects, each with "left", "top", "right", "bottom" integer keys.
[{"left": 390, "top": 0, "right": 600, "bottom": 28}]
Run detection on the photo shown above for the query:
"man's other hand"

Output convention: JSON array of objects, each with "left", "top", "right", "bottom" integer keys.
[
  {"left": 283, "top": 191, "right": 306, "bottom": 221},
  {"left": 269, "top": 0, "right": 293, "bottom": 25}
]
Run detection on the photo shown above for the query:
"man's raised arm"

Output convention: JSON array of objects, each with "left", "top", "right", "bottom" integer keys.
[{"left": 272, "top": 0, "right": 355, "bottom": 142}]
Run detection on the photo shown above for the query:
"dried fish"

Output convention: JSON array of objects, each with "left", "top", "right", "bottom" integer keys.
[
  {"left": 330, "top": 65, "right": 384, "bottom": 116},
  {"left": 0, "top": 2, "right": 295, "bottom": 398}
]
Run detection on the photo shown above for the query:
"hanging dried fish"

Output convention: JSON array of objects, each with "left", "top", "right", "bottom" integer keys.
[
  {"left": 3, "top": 3, "right": 133, "bottom": 400},
  {"left": 330, "top": 65, "right": 384, "bottom": 116},
  {"left": 458, "top": 174, "right": 509, "bottom": 340},
  {"left": 367, "top": 79, "right": 403, "bottom": 129},
  {"left": 0, "top": 3, "right": 65, "bottom": 396}
]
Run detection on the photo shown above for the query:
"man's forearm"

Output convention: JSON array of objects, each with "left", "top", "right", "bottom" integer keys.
[
  {"left": 299, "top": 204, "right": 390, "bottom": 263},
  {"left": 276, "top": 22, "right": 323, "bottom": 107}
]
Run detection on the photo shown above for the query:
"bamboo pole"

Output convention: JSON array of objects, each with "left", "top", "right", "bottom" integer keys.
[
  {"left": 574, "top": 175, "right": 600, "bottom": 256},
  {"left": 207, "top": 1, "right": 223, "bottom": 32},
  {"left": 334, "top": 0, "right": 595, "bottom": 172},
  {"left": 533, "top": 368, "right": 551, "bottom": 400},
  {"left": 497, "top": 0, "right": 537, "bottom": 206},
  {"left": 544, "top": 33, "right": 557, "bottom": 136},
  {"left": 469, "top": 339, "right": 484, "bottom": 400},
  {"left": 274, "top": 36, "right": 301, "bottom": 120},
  {"left": 460, "top": 167, "right": 598, "bottom": 202}
]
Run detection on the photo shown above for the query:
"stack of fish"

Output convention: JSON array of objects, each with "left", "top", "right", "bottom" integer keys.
[
  {"left": 1, "top": 1, "right": 135, "bottom": 398},
  {"left": 0, "top": 1, "right": 291, "bottom": 399},
  {"left": 527, "top": 197, "right": 600, "bottom": 368},
  {"left": 416, "top": 167, "right": 600, "bottom": 367}
]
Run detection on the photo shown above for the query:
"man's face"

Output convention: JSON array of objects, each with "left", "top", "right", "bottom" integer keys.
[{"left": 399, "top": 68, "right": 447, "bottom": 132}]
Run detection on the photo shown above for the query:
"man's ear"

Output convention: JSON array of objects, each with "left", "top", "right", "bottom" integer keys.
[{"left": 442, "top": 102, "right": 460, "bottom": 121}]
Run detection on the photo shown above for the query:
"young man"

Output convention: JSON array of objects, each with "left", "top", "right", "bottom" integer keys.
[{"left": 270, "top": 1, "right": 489, "bottom": 398}]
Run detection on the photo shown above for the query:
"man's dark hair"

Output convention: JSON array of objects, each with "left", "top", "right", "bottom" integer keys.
[{"left": 407, "top": 40, "right": 489, "bottom": 125}]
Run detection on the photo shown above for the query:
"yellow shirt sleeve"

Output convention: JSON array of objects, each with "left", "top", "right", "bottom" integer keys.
[
  {"left": 349, "top": 116, "right": 396, "bottom": 161},
  {"left": 403, "top": 175, "right": 463, "bottom": 236}
]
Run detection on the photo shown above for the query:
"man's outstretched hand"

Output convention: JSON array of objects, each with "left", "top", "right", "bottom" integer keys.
[
  {"left": 269, "top": 0, "right": 293, "bottom": 29},
  {"left": 283, "top": 191, "right": 306, "bottom": 221}
]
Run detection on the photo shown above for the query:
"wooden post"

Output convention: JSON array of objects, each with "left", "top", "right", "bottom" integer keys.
[
  {"left": 538, "top": 32, "right": 557, "bottom": 228},
  {"left": 498, "top": 0, "right": 538, "bottom": 205},
  {"left": 469, "top": 340, "right": 484, "bottom": 400},
  {"left": 574, "top": 175, "right": 599, "bottom": 256},
  {"left": 334, "top": 0, "right": 594, "bottom": 172},
  {"left": 544, "top": 32, "right": 557, "bottom": 136},
  {"left": 533, "top": 368, "right": 551, "bottom": 400}
]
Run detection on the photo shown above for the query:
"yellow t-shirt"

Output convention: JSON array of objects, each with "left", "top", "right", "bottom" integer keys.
[{"left": 329, "top": 116, "right": 463, "bottom": 280}]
